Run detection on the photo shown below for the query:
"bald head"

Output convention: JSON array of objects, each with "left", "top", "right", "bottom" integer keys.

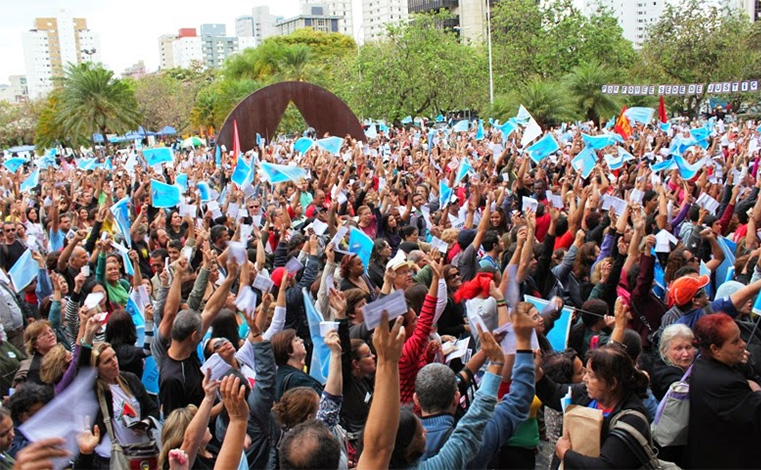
[
  {"left": 279, "top": 420, "right": 340, "bottom": 470},
  {"left": 71, "top": 246, "right": 89, "bottom": 270}
]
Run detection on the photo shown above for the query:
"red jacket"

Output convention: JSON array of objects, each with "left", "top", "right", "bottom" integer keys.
[{"left": 399, "top": 293, "right": 437, "bottom": 403}]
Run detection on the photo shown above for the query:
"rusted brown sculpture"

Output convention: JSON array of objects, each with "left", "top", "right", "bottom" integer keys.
[{"left": 216, "top": 81, "right": 366, "bottom": 151}]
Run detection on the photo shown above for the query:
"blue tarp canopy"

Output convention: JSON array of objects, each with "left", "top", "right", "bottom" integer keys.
[
  {"left": 157, "top": 126, "right": 176, "bottom": 135},
  {"left": 5, "top": 145, "right": 35, "bottom": 153},
  {"left": 138, "top": 126, "right": 155, "bottom": 136}
]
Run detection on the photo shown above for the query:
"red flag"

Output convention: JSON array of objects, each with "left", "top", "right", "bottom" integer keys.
[
  {"left": 658, "top": 96, "right": 668, "bottom": 124},
  {"left": 614, "top": 106, "right": 632, "bottom": 140},
  {"left": 232, "top": 119, "right": 241, "bottom": 168}
]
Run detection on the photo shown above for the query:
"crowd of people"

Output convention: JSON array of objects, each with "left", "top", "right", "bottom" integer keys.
[{"left": 0, "top": 104, "right": 759, "bottom": 470}]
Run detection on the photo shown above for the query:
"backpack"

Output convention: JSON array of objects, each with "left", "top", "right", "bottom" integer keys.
[
  {"left": 608, "top": 409, "right": 681, "bottom": 470},
  {"left": 651, "top": 365, "right": 692, "bottom": 447}
]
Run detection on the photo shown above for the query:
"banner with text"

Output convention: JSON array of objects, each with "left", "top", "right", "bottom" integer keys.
[{"left": 601, "top": 80, "right": 761, "bottom": 96}]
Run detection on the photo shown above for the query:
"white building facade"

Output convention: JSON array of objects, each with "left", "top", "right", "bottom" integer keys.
[{"left": 361, "top": 0, "right": 408, "bottom": 41}]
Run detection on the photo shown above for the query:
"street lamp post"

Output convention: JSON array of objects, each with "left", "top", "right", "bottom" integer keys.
[{"left": 486, "top": 0, "right": 493, "bottom": 105}]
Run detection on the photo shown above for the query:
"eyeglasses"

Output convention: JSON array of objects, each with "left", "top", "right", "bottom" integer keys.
[
  {"left": 446, "top": 271, "right": 461, "bottom": 280},
  {"left": 3, "top": 229, "right": 15, "bottom": 233},
  {"left": 212, "top": 338, "right": 231, "bottom": 351},
  {"left": 695, "top": 288, "right": 707, "bottom": 298},
  {"left": 685, "top": 255, "right": 698, "bottom": 263}
]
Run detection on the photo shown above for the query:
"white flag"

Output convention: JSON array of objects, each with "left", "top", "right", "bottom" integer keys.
[{"left": 521, "top": 113, "right": 542, "bottom": 148}]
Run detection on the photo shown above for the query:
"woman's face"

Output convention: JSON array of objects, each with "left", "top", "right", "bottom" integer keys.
[
  {"left": 354, "top": 344, "right": 376, "bottom": 376},
  {"left": 446, "top": 268, "right": 462, "bottom": 291},
  {"left": 105, "top": 260, "right": 121, "bottom": 282},
  {"left": 666, "top": 337, "right": 696, "bottom": 369},
  {"left": 712, "top": 323, "right": 747, "bottom": 366},
  {"left": 529, "top": 308, "right": 545, "bottom": 334},
  {"left": 15, "top": 224, "right": 25, "bottom": 238},
  {"left": 290, "top": 336, "right": 307, "bottom": 362},
  {"left": 171, "top": 212, "right": 182, "bottom": 227},
  {"left": 350, "top": 256, "right": 364, "bottom": 276},
  {"left": 583, "top": 360, "right": 615, "bottom": 404},
  {"left": 387, "top": 216, "right": 397, "bottom": 229},
  {"left": 571, "top": 357, "right": 584, "bottom": 384},
  {"left": 490, "top": 211, "right": 502, "bottom": 227},
  {"left": 78, "top": 208, "right": 88, "bottom": 221},
  {"left": 98, "top": 347, "right": 120, "bottom": 382},
  {"left": 141, "top": 279, "right": 152, "bottom": 296},
  {"left": 28, "top": 209, "right": 37, "bottom": 222},
  {"left": 211, "top": 337, "right": 236, "bottom": 362},
  {"left": 381, "top": 243, "right": 392, "bottom": 258},
  {"left": 34, "top": 326, "right": 57, "bottom": 354}
]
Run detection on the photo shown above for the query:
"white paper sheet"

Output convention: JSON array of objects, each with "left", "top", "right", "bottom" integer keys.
[{"left": 362, "top": 289, "right": 408, "bottom": 330}]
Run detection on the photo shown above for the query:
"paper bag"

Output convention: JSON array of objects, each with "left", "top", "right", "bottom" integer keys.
[{"left": 563, "top": 404, "right": 603, "bottom": 458}]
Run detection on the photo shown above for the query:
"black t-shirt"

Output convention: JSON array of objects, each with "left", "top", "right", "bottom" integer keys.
[
  {"left": 133, "top": 240, "right": 154, "bottom": 279},
  {"left": 158, "top": 342, "right": 204, "bottom": 416},
  {"left": 0, "top": 240, "right": 26, "bottom": 272}
]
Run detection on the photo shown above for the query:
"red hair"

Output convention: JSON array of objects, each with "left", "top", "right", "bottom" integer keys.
[
  {"left": 454, "top": 272, "right": 494, "bottom": 304},
  {"left": 694, "top": 313, "right": 735, "bottom": 353}
]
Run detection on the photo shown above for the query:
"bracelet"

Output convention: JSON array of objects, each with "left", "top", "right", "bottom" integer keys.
[
  {"left": 490, "top": 361, "right": 505, "bottom": 366},
  {"left": 80, "top": 339, "right": 92, "bottom": 349},
  {"left": 496, "top": 299, "right": 507, "bottom": 307},
  {"left": 250, "top": 332, "right": 262, "bottom": 338},
  {"left": 516, "top": 349, "right": 533, "bottom": 354}
]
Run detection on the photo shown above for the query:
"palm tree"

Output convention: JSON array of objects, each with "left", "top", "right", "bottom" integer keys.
[
  {"left": 280, "top": 44, "right": 316, "bottom": 82},
  {"left": 56, "top": 63, "right": 141, "bottom": 145},
  {"left": 491, "top": 78, "right": 577, "bottom": 128},
  {"left": 564, "top": 61, "right": 621, "bottom": 125}
]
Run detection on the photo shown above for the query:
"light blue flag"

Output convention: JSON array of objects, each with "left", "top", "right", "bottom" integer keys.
[
  {"left": 401, "top": 116, "right": 413, "bottom": 125},
  {"left": 175, "top": 173, "right": 188, "bottom": 192},
  {"left": 604, "top": 153, "right": 624, "bottom": 170},
  {"left": 715, "top": 237, "right": 736, "bottom": 288},
  {"left": 435, "top": 114, "right": 444, "bottom": 122},
  {"left": 690, "top": 127, "right": 710, "bottom": 143},
  {"left": 624, "top": 107, "right": 655, "bottom": 124},
  {"left": 516, "top": 105, "right": 531, "bottom": 125},
  {"left": 125, "top": 295, "right": 145, "bottom": 346},
  {"left": 76, "top": 157, "right": 97, "bottom": 170},
  {"left": 618, "top": 146, "right": 635, "bottom": 162},
  {"left": 303, "top": 288, "right": 330, "bottom": 383},
  {"left": 47, "top": 148, "right": 57, "bottom": 157},
  {"left": 215, "top": 146, "right": 221, "bottom": 166},
  {"left": 348, "top": 228, "right": 374, "bottom": 274},
  {"left": 452, "top": 120, "right": 469, "bottom": 133},
  {"left": 9, "top": 249, "right": 36, "bottom": 292},
  {"left": 36, "top": 155, "right": 57, "bottom": 170},
  {"left": 659, "top": 121, "right": 671, "bottom": 132},
  {"left": 231, "top": 159, "right": 252, "bottom": 187},
  {"left": 571, "top": 147, "right": 597, "bottom": 178},
  {"left": 475, "top": 121, "right": 485, "bottom": 140},
  {"left": 197, "top": 182, "right": 211, "bottom": 202},
  {"left": 365, "top": 124, "right": 378, "bottom": 140},
  {"left": 653, "top": 251, "right": 666, "bottom": 300},
  {"left": 316, "top": 136, "right": 343, "bottom": 155},
  {"left": 3, "top": 157, "right": 25, "bottom": 173},
  {"left": 20, "top": 169, "right": 39, "bottom": 193},
  {"left": 526, "top": 133, "right": 560, "bottom": 163},
  {"left": 605, "top": 116, "right": 616, "bottom": 131},
  {"left": 582, "top": 133, "right": 618, "bottom": 150},
  {"left": 121, "top": 250, "right": 134, "bottom": 277},
  {"left": 498, "top": 120, "right": 518, "bottom": 141},
  {"left": 378, "top": 123, "right": 389, "bottom": 133},
  {"left": 110, "top": 197, "right": 132, "bottom": 248},
  {"left": 427, "top": 129, "right": 436, "bottom": 153},
  {"left": 150, "top": 179, "right": 181, "bottom": 208},
  {"left": 256, "top": 133, "right": 263, "bottom": 148},
  {"left": 673, "top": 154, "right": 703, "bottom": 180},
  {"left": 439, "top": 180, "right": 453, "bottom": 208},
  {"left": 142, "top": 355, "right": 159, "bottom": 394},
  {"left": 104, "top": 157, "right": 113, "bottom": 171},
  {"left": 524, "top": 295, "right": 574, "bottom": 352},
  {"left": 753, "top": 289, "right": 761, "bottom": 316},
  {"left": 142, "top": 147, "right": 174, "bottom": 166},
  {"left": 259, "top": 162, "right": 307, "bottom": 184},
  {"left": 700, "top": 261, "right": 713, "bottom": 299},
  {"left": 294, "top": 137, "right": 314, "bottom": 155},
  {"left": 650, "top": 158, "right": 677, "bottom": 173},
  {"left": 455, "top": 157, "right": 474, "bottom": 186}
]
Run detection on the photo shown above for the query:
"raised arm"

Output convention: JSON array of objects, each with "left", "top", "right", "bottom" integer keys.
[
  {"left": 213, "top": 376, "right": 249, "bottom": 470},
  {"left": 201, "top": 259, "right": 238, "bottom": 333},
  {"left": 181, "top": 371, "right": 218, "bottom": 469}
]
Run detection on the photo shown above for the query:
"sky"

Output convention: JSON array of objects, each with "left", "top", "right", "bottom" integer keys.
[{"left": 0, "top": 0, "right": 305, "bottom": 85}]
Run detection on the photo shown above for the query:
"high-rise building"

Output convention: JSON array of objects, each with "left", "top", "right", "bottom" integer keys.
[
  {"left": 236, "top": 16, "right": 255, "bottom": 37},
  {"left": 301, "top": 0, "right": 354, "bottom": 35},
  {"left": 172, "top": 29, "right": 204, "bottom": 69},
  {"left": 22, "top": 10, "right": 101, "bottom": 98},
  {"left": 582, "top": 0, "right": 758, "bottom": 48},
  {"left": 122, "top": 61, "right": 146, "bottom": 79},
  {"left": 158, "top": 34, "right": 178, "bottom": 69},
  {"left": 200, "top": 24, "right": 227, "bottom": 37},
  {"left": 362, "top": 0, "right": 408, "bottom": 41},
  {"left": 277, "top": 4, "right": 342, "bottom": 35},
  {"left": 0, "top": 76, "right": 29, "bottom": 104},
  {"left": 252, "top": 7, "right": 281, "bottom": 45}
]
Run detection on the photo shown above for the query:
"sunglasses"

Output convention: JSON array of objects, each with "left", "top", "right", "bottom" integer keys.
[
  {"left": 212, "top": 338, "right": 231, "bottom": 351},
  {"left": 446, "top": 271, "right": 461, "bottom": 280}
]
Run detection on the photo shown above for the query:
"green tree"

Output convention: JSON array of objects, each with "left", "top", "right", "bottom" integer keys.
[
  {"left": 564, "top": 62, "right": 621, "bottom": 124},
  {"left": 280, "top": 44, "right": 316, "bottom": 82},
  {"left": 191, "top": 79, "right": 260, "bottom": 130},
  {"left": 640, "top": 0, "right": 761, "bottom": 114},
  {"left": 0, "top": 99, "right": 42, "bottom": 147},
  {"left": 346, "top": 11, "right": 487, "bottom": 120},
  {"left": 490, "top": 78, "right": 577, "bottom": 128},
  {"left": 490, "top": 0, "right": 635, "bottom": 88},
  {"left": 133, "top": 72, "right": 198, "bottom": 133},
  {"left": 55, "top": 63, "right": 141, "bottom": 144}
]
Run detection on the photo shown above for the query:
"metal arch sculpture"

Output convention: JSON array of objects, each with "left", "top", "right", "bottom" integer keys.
[{"left": 216, "top": 81, "right": 365, "bottom": 152}]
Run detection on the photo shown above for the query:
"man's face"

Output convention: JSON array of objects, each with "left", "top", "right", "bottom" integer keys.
[
  {"left": 167, "top": 246, "right": 180, "bottom": 262},
  {"left": 0, "top": 416, "right": 13, "bottom": 451},
  {"left": 412, "top": 195, "right": 424, "bottom": 208},
  {"left": 72, "top": 247, "right": 89, "bottom": 269},
  {"left": 314, "top": 191, "right": 325, "bottom": 205},
  {"left": 150, "top": 256, "right": 164, "bottom": 274},
  {"left": 2, "top": 224, "right": 15, "bottom": 242},
  {"left": 157, "top": 230, "right": 169, "bottom": 247},
  {"left": 59, "top": 216, "right": 72, "bottom": 231}
]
